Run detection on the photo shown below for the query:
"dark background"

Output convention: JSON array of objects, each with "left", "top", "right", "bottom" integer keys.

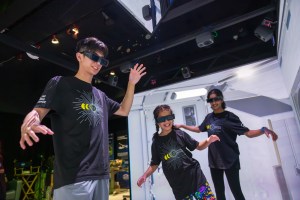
[{"left": 0, "top": 0, "right": 279, "bottom": 178}]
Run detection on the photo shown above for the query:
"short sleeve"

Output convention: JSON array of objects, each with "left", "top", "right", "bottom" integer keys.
[
  {"left": 150, "top": 140, "right": 161, "bottom": 166},
  {"left": 35, "top": 76, "right": 62, "bottom": 109},
  {"left": 180, "top": 131, "right": 199, "bottom": 151},
  {"left": 199, "top": 114, "right": 210, "bottom": 132},
  {"left": 227, "top": 112, "right": 249, "bottom": 135},
  {"left": 105, "top": 95, "right": 120, "bottom": 117}
]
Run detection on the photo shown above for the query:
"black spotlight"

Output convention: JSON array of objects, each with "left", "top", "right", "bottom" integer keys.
[
  {"left": 170, "top": 92, "right": 177, "bottom": 100},
  {"left": 181, "top": 67, "right": 191, "bottom": 79},
  {"left": 108, "top": 75, "right": 118, "bottom": 86},
  {"left": 195, "top": 32, "right": 214, "bottom": 48},
  {"left": 142, "top": 5, "right": 152, "bottom": 21},
  {"left": 254, "top": 19, "right": 275, "bottom": 42}
]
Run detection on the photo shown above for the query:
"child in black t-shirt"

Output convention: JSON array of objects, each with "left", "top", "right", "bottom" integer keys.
[
  {"left": 176, "top": 89, "right": 278, "bottom": 200},
  {"left": 137, "top": 104, "right": 219, "bottom": 200}
]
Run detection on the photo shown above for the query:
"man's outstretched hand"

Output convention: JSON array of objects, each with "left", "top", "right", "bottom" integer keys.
[
  {"left": 20, "top": 124, "right": 54, "bottom": 149},
  {"left": 129, "top": 63, "right": 146, "bottom": 85}
]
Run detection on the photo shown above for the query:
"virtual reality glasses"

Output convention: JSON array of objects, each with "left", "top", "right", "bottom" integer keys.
[
  {"left": 155, "top": 114, "right": 175, "bottom": 123},
  {"left": 81, "top": 51, "right": 109, "bottom": 67},
  {"left": 206, "top": 96, "right": 223, "bottom": 103}
]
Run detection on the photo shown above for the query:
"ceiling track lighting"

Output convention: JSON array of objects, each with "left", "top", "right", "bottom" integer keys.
[
  {"left": 195, "top": 32, "right": 214, "bottom": 48},
  {"left": 181, "top": 66, "right": 191, "bottom": 79},
  {"left": 67, "top": 25, "right": 79, "bottom": 39},
  {"left": 51, "top": 35, "right": 59, "bottom": 44},
  {"left": 110, "top": 71, "right": 115, "bottom": 76},
  {"left": 254, "top": 18, "right": 276, "bottom": 42},
  {"left": 108, "top": 74, "right": 118, "bottom": 86}
]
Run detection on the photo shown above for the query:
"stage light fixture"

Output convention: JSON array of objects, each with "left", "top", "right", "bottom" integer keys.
[
  {"left": 94, "top": 78, "right": 101, "bottom": 84},
  {"left": 181, "top": 66, "right": 191, "bottom": 79},
  {"left": 120, "top": 62, "right": 132, "bottom": 73},
  {"left": 195, "top": 32, "right": 214, "bottom": 48},
  {"left": 67, "top": 25, "right": 79, "bottom": 39},
  {"left": 108, "top": 74, "right": 118, "bottom": 86},
  {"left": 142, "top": 5, "right": 152, "bottom": 21},
  {"left": 254, "top": 19, "right": 275, "bottom": 42},
  {"left": 51, "top": 35, "right": 59, "bottom": 44},
  {"left": 110, "top": 71, "right": 115, "bottom": 76}
]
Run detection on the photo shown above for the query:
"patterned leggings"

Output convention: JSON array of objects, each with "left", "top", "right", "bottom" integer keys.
[{"left": 183, "top": 181, "right": 216, "bottom": 200}]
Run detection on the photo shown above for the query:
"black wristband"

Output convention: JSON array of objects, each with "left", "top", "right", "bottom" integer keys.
[{"left": 260, "top": 127, "right": 267, "bottom": 133}]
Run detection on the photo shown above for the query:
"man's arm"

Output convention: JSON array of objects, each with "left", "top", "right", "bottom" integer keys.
[
  {"left": 114, "top": 63, "right": 146, "bottom": 116},
  {"left": 20, "top": 107, "right": 54, "bottom": 149}
]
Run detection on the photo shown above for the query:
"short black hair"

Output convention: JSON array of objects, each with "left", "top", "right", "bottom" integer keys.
[{"left": 75, "top": 37, "right": 108, "bottom": 57}]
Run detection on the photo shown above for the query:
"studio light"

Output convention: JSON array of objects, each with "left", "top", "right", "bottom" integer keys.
[
  {"left": 51, "top": 35, "right": 59, "bottom": 44},
  {"left": 171, "top": 88, "right": 207, "bottom": 100},
  {"left": 181, "top": 66, "right": 191, "bottom": 79},
  {"left": 195, "top": 32, "right": 214, "bottom": 48},
  {"left": 142, "top": 5, "right": 152, "bottom": 21},
  {"left": 67, "top": 25, "right": 79, "bottom": 39},
  {"left": 108, "top": 74, "right": 118, "bottom": 86},
  {"left": 110, "top": 71, "right": 116, "bottom": 76},
  {"left": 120, "top": 62, "right": 132, "bottom": 73},
  {"left": 254, "top": 18, "right": 275, "bottom": 42},
  {"left": 94, "top": 78, "right": 101, "bottom": 84}
]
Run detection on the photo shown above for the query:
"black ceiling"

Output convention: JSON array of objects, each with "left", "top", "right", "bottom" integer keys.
[{"left": 0, "top": 0, "right": 278, "bottom": 115}]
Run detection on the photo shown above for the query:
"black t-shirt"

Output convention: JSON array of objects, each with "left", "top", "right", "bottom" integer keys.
[
  {"left": 35, "top": 76, "right": 120, "bottom": 189},
  {"left": 199, "top": 111, "right": 249, "bottom": 169},
  {"left": 150, "top": 129, "right": 207, "bottom": 200}
]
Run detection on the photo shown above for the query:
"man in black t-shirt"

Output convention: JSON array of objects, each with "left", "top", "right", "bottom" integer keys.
[
  {"left": 176, "top": 89, "right": 278, "bottom": 200},
  {"left": 19, "top": 37, "right": 146, "bottom": 200}
]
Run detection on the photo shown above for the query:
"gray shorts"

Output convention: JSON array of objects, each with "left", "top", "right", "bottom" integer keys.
[{"left": 53, "top": 179, "right": 109, "bottom": 200}]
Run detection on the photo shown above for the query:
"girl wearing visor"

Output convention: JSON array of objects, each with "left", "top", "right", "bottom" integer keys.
[
  {"left": 175, "top": 89, "right": 278, "bottom": 200},
  {"left": 137, "top": 105, "right": 219, "bottom": 200}
]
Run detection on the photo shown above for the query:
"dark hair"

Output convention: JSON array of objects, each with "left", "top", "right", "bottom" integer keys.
[
  {"left": 207, "top": 89, "right": 226, "bottom": 109},
  {"left": 75, "top": 37, "right": 108, "bottom": 57},
  {"left": 152, "top": 105, "right": 176, "bottom": 140}
]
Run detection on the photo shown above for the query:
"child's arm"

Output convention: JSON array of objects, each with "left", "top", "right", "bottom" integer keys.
[
  {"left": 175, "top": 124, "right": 201, "bottom": 133},
  {"left": 244, "top": 127, "right": 278, "bottom": 141},
  {"left": 196, "top": 135, "right": 220, "bottom": 150},
  {"left": 137, "top": 165, "right": 158, "bottom": 187}
]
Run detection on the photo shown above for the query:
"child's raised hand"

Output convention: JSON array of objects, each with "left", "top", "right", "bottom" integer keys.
[{"left": 207, "top": 135, "right": 220, "bottom": 144}]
